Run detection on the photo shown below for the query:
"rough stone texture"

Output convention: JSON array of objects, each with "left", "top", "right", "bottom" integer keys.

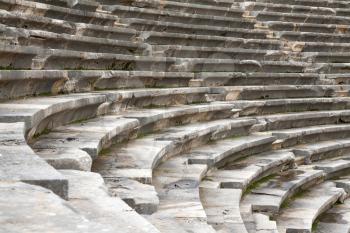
[
  {"left": 0, "top": 122, "right": 68, "bottom": 199},
  {"left": 276, "top": 182, "right": 346, "bottom": 233}
]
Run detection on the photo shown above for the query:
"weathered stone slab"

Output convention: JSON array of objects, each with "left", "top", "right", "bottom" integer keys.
[{"left": 0, "top": 122, "right": 67, "bottom": 198}]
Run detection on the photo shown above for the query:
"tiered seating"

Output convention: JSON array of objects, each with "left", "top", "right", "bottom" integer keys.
[{"left": 2, "top": 0, "right": 350, "bottom": 232}]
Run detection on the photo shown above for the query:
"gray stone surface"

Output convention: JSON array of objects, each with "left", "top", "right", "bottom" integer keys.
[
  {"left": 276, "top": 182, "right": 346, "bottom": 233},
  {"left": 60, "top": 170, "right": 160, "bottom": 233},
  {"left": 0, "top": 181, "right": 116, "bottom": 233},
  {"left": 0, "top": 122, "right": 68, "bottom": 199}
]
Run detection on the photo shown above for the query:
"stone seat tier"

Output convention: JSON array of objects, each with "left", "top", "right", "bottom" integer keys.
[
  {"left": 0, "top": 10, "right": 282, "bottom": 49},
  {"left": 230, "top": 97, "right": 350, "bottom": 117},
  {"left": 215, "top": 85, "right": 350, "bottom": 101},
  {"left": 101, "top": 4, "right": 255, "bottom": 28},
  {"left": 31, "top": 103, "right": 238, "bottom": 171},
  {"left": 96, "top": 0, "right": 237, "bottom": 8},
  {"left": 275, "top": 181, "right": 346, "bottom": 233},
  {"left": 265, "top": 123, "right": 350, "bottom": 148},
  {"left": 0, "top": 87, "right": 212, "bottom": 138},
  {"left": 250, "top": 0, "right": 350, "bottom": 9},
  {"left": 0, "top": 0, "right": 268, "bottom": 39},
  {"left": 252, "top": 109, "right": 350, "bottom": 131},
  {"left": 0, "top": 70, "right": 196, "bottom": 100},
  {"left": 0, "top": 24, "right": 149, "bottom": 55},
  {"left": 60, "top": 170, "right": 161, "bottom": 233},
  {"left": 99, "top": 0, "right": 245, "bottom": 18},
  {"left": 0, "top": 122, "right": 67, "bottom": 198},
  {"left": 242, "top": 167, "right": 325, "bottom": 216},
  {"left": 0, "top": 0, "right": 119, "bottom": 26},
  {"left": 143, "top": 134, "right": 275, "bottom": 231},
  {"left": 119, "top": 18, "right": 268, "bottom": 39},
  {"left": 0, "top": 44, "right": 314, "bottom": 72},
  {"left": 197, "top": 72, "right": 324, "bottom": 86},
  {"left": 0, "top": 181, "right": 135, "bottom": 233},
  {"left": 34, "top": 0, "right": 100, "bottom": 11},
  {"left": 316, "top": 182, "right": 350, "bottom": 233},
  {"left": 93, "top": 118, "right": 256, "bottom": 213},
  {"left": 256, "top": 11, "right": 350, "bottom": 25},
  {"left": 266, "top": 21, "right": 350, "bottom": 35},
  {"left": 200, "top": 150, "right": 294, "bottom": 232},
  {"left": 293, "top": 138, "right": 350, "bottom": 164},
  {"left": 279, "top": 31, "right": 350, "bottom": 44},
  {"left": 243, "top": 1, "right": 350, "bottom": 17},
  {"left": 314, "top": 157, "right": 350, "bottom": 179}
]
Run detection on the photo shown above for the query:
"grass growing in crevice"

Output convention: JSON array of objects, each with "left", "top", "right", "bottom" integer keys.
[{"left": 243, "top": 174, "right": 276, "bottom": 196}]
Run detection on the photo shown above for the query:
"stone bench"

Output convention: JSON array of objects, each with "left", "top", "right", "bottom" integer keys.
[
  {"left": 253, "top": 110, "right": 350, "bottom": 131},
  {"left": 60, "top": 170, "right": 161, "bottom": 233},
  {"left": 93, "top": 118, "right": 255, "bottom": 213},
  {"left": 293, "top": 138, "right": 350, "bottom": 164},
  {"left": 214, "top": 85, "right": 349, "bottom": 101},
  {"left": 243, "top": 167, "right": 324, "bottom": 215},
  {"left": 314, "top": 158, "right": 350, "bottom": 179},
  {"left": 0, "top": 0, "right": 119, "bottom": 26},
  {"left": 102, "top": 4, "right": 254, "bottom": 29},
  {"left": 276, "top": 181, "right": 346, "bottom": 233},
  {"left": 0, "top": 122, "right": 68, "bottom": 198},
  {"left": 0, "top": 24, "right": 149, "bottom": 55},
  {"left": 32, "top": 103, "right": 238, "bottom": 171},
  {"left": 0, "top": 70, "right": 196, "bottom": 100},
  {"left": 33, "top": 0, "right": 100, "bottom": 11},
  {"left": 252, "top": 0, "right": 350, "bottom": 9},
  {"left": 196, "top": 72, "right": 322, "bottom": 87},
  {"left": 268, "top": 124, "right": 350, "bottom": 148},
  {"left": 231, "top": 97, "right": 350, "bottom": 117}
]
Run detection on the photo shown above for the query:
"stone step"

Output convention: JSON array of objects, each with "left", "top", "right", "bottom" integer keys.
[
  {"left": 0, "top": 0, "right": 119, "bottom": 26},
  {"left": 266, "top": 21, "right": 350, "bottom": 35},
  {"left": 97, "top": 0, "right": 236, "bottom": 8},
  {"left": 60, "top": 170, "right": 161, "bottom": 233},
  {"left": 0, "top": 9, "right": 280, "bottom": 49},
  {"left": 0, "top": 9, "right": 137, "bottom": 41},
  {"left": 316, "top": 197, "right": 350, "bottom": 233},
  {"left": 293, "top": 138, "right": 350, "bottom": 164},
  {"left": 243, "top": 167, "right": 325, "bottom": 216},
  {"left": 267, "top": 124, "right": 350, "bottom": 148},
  {"left": 144, "top": 31, "right": 282, "bottom": 49},
  {"left": 93, "top": 118, "right": 256, "bottom": 213},
  {"left": 32, "top": 0, "right": 100, "bottom": 11},
  {"left": 279, "top": 31, "right": 350, "bottom": 44},
  {"left": 102, "top": 4, "right": 255, "bottom": 28},
  {"left": 200, "top": 150, "right": 294, "bottom": 232},
  {"left": 276, "top": 181, "right": 346, "bottom": 233},
  {"left": 203, "top": 150, "right": 295, "bottom": 191},
  {"left": 0, "top": 181, "right": 123, "bottom": 233},
  {"left": 196, "top": 72, "right": 323, "bottom": 87},
  {"left": 0, "top": 88, "right": 212, "bottom": 138},
  {"left": 0, "top": 122, "right": 68, "bottom": 198},
  {"left": 252, "top": 0, "right": 350, "bottom": 9},
  {"left": 214, "top": 85, "right": 350, "bottom": 101},
  {"left": 32, "top": 103, "right": 238, "bottom": 170},
  {"left": 148, "top": 135, "right": 274, "bottom": 232},
  {"left": 200, "top": 187, "right": 247, "bottom": 233},
  {"left": 0, "top": 44, "right": 314, "bottom": 72},
  {"left": 253, "top": 109, "right": 350, "bottom": 131},
  {"left": 121, "top": 18, "right": 267, "bottom": 39},
  {"left": 0, "top": 24, "right": 149, "bottom": 55},
  {"left": 102, "top": 0, "right": 245, "bottom": 18},
  {"left": 0, "top": 70, "right": 196, "bottom": 100},
  {"left": 256, "top": 11, "right": 350, "bottom": 25},
  {"left": 152, "top": 45, "right": 286, "bottom": 60},
  {"left": 242, "top": 2, "right": 340, "bottom": 16},
  {"left": 32, "top": 116, "right": 139, "bottom": 171},
  {"left": 231, "top": 97, "right": 350, "bottom": 117},
  {"left": 314, "top": 157, "right": 350, "bottom": 179}
]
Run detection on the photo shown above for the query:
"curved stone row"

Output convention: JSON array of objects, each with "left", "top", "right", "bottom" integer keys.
[{"left": 2, "top": 0, "right": 350, "bottom": 232}]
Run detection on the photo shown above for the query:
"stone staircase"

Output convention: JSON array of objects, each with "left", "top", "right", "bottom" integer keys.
[{"left": 2, "top": 0, "right": 350, "bottom": 232}]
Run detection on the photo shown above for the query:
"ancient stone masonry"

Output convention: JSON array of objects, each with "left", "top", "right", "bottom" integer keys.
[{"left": 3, "top": 0, "right": 350, "bottom": 232}]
